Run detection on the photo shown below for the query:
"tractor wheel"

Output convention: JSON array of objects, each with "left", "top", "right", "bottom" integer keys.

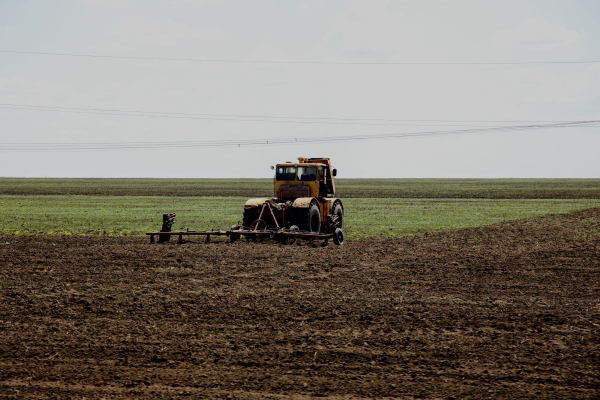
[
  {"left": 331, "top": 202, "right": 344, "bottom": 230},
  {"left": 295, "top": 203, "right": 321, "bottom": 233},
  {"left": 242, "top": 207, "right": 259, "bottom": 229}
]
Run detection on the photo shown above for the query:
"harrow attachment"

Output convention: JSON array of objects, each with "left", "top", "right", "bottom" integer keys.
[{"left": 147, "top": 212, "right": 344, "bottom": 246}]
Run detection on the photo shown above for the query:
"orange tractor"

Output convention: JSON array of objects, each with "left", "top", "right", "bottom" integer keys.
[{"left": 147, "top": 157, "right": 345, "bottom": 246}]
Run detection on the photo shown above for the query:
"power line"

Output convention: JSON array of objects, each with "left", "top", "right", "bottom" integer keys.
[
  {"left": 0, "top": 105, "right": 498, "bottom": 127},
  {"left": 1, "top": 121, "right": 597, "bottom": 152},
  {"left": 0, "top": 103, "right": 592, "bottom": 127},
  {"left": 2, "top": 50, "right": 600, "bottom": 65}
]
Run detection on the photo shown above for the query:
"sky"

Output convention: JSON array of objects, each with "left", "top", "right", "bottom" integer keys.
[{"left": 0, "top": 0, "right": 599, "bottom": 178}]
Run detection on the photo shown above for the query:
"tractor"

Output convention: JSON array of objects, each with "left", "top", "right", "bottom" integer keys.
[
  {"left": 242, "top": 157, "right": 343, "bottom": 234},
  {"left": 147, "top": 157, "right": 345, "bottom": 245}
]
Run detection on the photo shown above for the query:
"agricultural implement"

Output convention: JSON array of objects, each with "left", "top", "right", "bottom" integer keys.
[{"left": 147, "top": 157, "right": 345, "bottom": 246}]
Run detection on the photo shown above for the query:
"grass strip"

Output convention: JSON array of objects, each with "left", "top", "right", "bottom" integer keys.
[
  {"left": 1, "top": 178, "right": 599, "bottom": 199},
  {"left": 1, "top": 195, "right": 598, "bottom": 239}
]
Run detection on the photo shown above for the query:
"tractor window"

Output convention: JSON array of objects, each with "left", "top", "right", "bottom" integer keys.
[
  {"left": 276, "top": 166, "right": 296, "bottom": 181},
  {"left": 297, "top": 166, "right": 317, "bottom": 181}
]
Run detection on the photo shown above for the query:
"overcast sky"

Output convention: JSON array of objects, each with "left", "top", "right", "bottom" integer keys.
[{"left": 1, "top": 0, "right": 599, "bottom": 178}]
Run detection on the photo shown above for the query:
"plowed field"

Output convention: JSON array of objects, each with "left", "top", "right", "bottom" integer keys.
[{"left": 1, "top": 209, "right": 599, "bottom": 399}]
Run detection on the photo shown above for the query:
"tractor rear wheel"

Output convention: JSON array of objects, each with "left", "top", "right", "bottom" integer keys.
[
  {"left": 294, "top": 203, "right": 321, "bottom": 233},
  {"left": 331, "top": 202, "right": 344, "bottom": 230},
  {"left": 242, "top": 207, "right": 259, "bottom": 229}
]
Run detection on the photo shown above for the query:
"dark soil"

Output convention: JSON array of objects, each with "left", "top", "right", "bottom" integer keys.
[{"left": 1, "top": 209, "right": 599, "bottom": 399}]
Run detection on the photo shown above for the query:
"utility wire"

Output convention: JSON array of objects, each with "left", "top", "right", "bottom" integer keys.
[
  {"left": 0, "top": 103, "right": 593, "bottom": 127},
  {"left": 1, "top": 121, "right": 598, "bottom": 152},
  {"left": 2, "top": 50, "right": 600, "bottom": 65},
  {"left": 0, "top": 105, "right": 498, "bottom": 127}
]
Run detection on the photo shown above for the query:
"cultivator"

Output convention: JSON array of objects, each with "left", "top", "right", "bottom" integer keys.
[
  {"left": 146, "top": 157, "right": 346, "bottom": 246},
  {"left": 146, "top": 208, "right": 344, "bottom": 246}
]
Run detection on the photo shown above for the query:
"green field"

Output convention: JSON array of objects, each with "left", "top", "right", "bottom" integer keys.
[
  {"left": 1, "top": 195, "right": 597, "bottom": 239},
  {"left": 1, "top": 178, "right": 599, "bottom": 239},
  {"left": 2, "top": 178, "right": 600, "bottom": 199}
]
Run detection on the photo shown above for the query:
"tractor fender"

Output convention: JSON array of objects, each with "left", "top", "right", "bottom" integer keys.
[
  {"left": 322, "top": 198, "right": 343, "bottom": 213},
  {"left": 244, "top": 198, "right": 270, "bottom": 208},
  {"left": 291, "top": 197, "right": 317, "bottom": 208},
  {"left": 332, "top": 199, "right": 344, "bottom": 212}
]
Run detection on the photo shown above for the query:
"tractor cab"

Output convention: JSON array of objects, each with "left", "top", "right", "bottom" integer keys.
[{"left": 274, "top": 158, "right": 336, "bottom": 200}]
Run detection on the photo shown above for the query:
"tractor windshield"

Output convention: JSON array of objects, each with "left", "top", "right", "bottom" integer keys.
[
  {"left": 297, "top": 166, "right": 317, "bottom": 181},
  {"left": 276, "top": 166, "right": 296, "bottom": 181}
]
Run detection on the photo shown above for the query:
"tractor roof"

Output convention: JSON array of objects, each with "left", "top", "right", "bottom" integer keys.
[{"left": 276, "top": 162, "right": 327, "bottom": 167}]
